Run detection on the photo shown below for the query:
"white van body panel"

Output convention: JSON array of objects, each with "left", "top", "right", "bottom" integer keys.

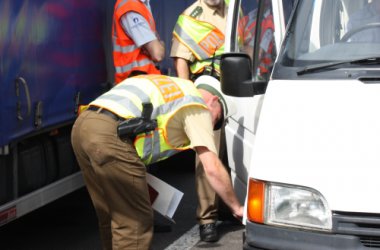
[
  {"left": 224, "top": 0, "right": 289, "bottom": 210},
  {"left": 250, "top": 78, "right": 380, "bottom": 213},
  {"left": 225, "top": 96, "right": 264, "bottom": 199}
]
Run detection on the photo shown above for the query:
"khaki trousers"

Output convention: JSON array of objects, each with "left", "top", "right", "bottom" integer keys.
[
  {"left": 71, "top": 110, "right": 153, "bottom": 250},
  {"left": 195, "top": 128, "right": 227, "bottom": 225}
]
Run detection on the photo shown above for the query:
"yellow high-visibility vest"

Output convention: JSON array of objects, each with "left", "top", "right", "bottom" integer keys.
[
  {"left": 173, "top": 15, "right": 225, "bottom": 75},
  {"left": 90, "top": 75, "right": 208, "bottom": 165}
]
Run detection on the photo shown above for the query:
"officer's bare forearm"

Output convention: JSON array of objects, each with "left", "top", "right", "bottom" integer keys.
[
  {"left": 173, "top": 57, "right": 190, "bottom": 79},
  {"left": 196, "top": 147, "right": 243, "bottom": 217},
  {"left": 144, "top": 39, "right": 165, "bottom": 62}
]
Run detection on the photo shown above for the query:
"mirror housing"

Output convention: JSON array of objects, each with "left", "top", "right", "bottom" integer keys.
[
  {"left": 220, "top": 53, "right": 268, "bottom": 97},
  {"left": 220, "top": 53, "right": 253, "bottom": 97}
]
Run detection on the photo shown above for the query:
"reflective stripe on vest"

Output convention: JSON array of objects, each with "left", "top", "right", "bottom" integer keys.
[
  {"left": 112, "top": 0, "right": 160, "bottom": 83},
  {"left": 114, "top": 58, "right": 156, "bottom": 75},
  {"left": 173, "top": 15, "right": 225, "bottom": 74},
  {"left": 90, "top": 75, "right": 208, "bottom": 165},
  {"left": 113, "top": 38, "right": 137, "bottom": 53},
  {"left": 190, "top": 58, "right": 221, "bottom": 75}
]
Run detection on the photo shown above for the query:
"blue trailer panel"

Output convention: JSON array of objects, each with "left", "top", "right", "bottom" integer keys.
[
  {"left": 0, "top": 0, "right": 110, "bottom": 148},
  {"left": 0, "top": 0, "right": 115, "bottom": 226}
]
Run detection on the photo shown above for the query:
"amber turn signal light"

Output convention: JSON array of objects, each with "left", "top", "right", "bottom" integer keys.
[{"left": 247, "top": 178, "right": 265, "bottom": 223}]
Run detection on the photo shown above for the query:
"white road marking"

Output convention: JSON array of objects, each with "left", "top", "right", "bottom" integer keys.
[{"left": 164, "top": 225, "right": 199, "bottom": 250}]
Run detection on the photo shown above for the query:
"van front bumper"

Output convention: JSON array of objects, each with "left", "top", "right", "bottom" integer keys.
[{"left": 243, "top": 220, "right": 379, "bottom": 250}]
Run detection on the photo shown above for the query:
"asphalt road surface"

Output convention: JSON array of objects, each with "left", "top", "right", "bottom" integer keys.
[{"left": 0, "top": 151, "right": 244, "bottom": 250}]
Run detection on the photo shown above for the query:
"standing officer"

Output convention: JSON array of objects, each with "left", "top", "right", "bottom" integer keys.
[
  {"left": 112, "top": 0, "right": 165, "bottom": 83},
  {"left": 170, "top": 0, "right": 227, "bottom": 81},
  {"left": 170, "top": 0, "right": 229, "bottom": 242},
  {"left": 71, "top": 74, "right": 243, "bottom": 250}
]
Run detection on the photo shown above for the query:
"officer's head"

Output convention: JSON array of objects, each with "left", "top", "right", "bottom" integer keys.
[{"left": 194, "top": 75, "right": 236, "bottom": 130}]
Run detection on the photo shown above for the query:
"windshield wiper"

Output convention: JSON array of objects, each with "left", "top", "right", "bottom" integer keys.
[{"left": 297, "top": 56, "right": 380, "bottom": 75}]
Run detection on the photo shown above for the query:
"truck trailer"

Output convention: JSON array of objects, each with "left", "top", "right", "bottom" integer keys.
[
  {"left": 0, "top": 0, "right": 117, "bottom": 226},
  {"left": 0, "top": 0, "right": 194, "bottom": 227}
]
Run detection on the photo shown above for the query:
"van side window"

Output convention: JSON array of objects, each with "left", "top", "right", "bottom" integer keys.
[{"left": 238, "top": 0, "right": 295, "bottom": 81}]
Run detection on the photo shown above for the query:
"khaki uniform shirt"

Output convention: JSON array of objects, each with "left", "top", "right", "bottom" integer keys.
[
  {"left": 166, "top": 106, "right": 217, "bottom": 154},
  {"left": 170, "top": 0, "right": 228, "bottom": 63}
]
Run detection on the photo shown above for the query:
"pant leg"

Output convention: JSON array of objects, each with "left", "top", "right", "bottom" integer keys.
[
  {"left": 71, "top": 110, "right": 153, "bottom": 250},
  {"left": 195, "top": 127, "right": 227, "bottom": 225},
  {"left": 72, "top": 111, "right": 113, "bottom": 250}
]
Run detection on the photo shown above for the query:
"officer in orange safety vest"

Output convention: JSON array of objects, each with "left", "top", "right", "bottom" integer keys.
[{"left": 112, "top": 0, "right": 165, "bottom": 83}]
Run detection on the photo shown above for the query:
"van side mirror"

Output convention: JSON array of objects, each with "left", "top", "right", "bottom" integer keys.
[
  {"left": 220, "top": 53, "right": 269, "bottom": 97},
  {"left": 220, "top": 53, "right": 254, "bottom": 97}
]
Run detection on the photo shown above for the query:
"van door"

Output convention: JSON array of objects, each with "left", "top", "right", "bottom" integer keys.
[{"left": 223, "top": 0, "right": 295, "bottom": 205}]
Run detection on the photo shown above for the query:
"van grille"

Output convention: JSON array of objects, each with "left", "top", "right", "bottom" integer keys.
[
  {"left": 360, "top": 237, "right": 380, "bottom": 248},
  {"left": 333, "top": 212, "right": 380, "bottom": 248}
]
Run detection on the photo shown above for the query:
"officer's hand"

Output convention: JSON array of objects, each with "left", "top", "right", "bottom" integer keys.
[{"left": 232, "top": 205, "right": 244, "bottom": 223}]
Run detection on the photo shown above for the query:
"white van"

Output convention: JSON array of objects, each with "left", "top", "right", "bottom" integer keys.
[{"left": 223, "top": 0, "right": 380, "bottom": 249}]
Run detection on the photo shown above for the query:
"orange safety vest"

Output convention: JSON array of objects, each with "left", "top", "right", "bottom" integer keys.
[
  {"left": 243, "top": 8, "right": 274, "bottom": 75},
  {"left": 113, "top": 0, "right": 161, "bottom": 83}
]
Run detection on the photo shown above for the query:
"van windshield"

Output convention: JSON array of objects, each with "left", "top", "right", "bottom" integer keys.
[{"left": 277, "top": 0, "right": 380, "bottom": 70}]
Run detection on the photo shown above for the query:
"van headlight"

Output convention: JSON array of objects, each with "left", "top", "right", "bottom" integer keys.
[{"left": 247, "top": 179, "right": 332, "bottom": 231}]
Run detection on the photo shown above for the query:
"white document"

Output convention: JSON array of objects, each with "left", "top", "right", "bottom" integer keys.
[{"left": 146, "top": 173, "right": 184, "bottom": 222}]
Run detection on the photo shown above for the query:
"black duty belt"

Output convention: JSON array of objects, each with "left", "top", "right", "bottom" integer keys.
[{"left": 87, "top": 106, "right": 124, "bottom": 121}]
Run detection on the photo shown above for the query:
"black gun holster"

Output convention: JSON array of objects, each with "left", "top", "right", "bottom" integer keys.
[{"left": 117, "top": 102, "right": 157, "bottom": 140}]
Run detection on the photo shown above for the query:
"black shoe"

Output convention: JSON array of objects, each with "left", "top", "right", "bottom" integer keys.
[{"left": 199, "top": 222, "right": 219, "bottom": 242}]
